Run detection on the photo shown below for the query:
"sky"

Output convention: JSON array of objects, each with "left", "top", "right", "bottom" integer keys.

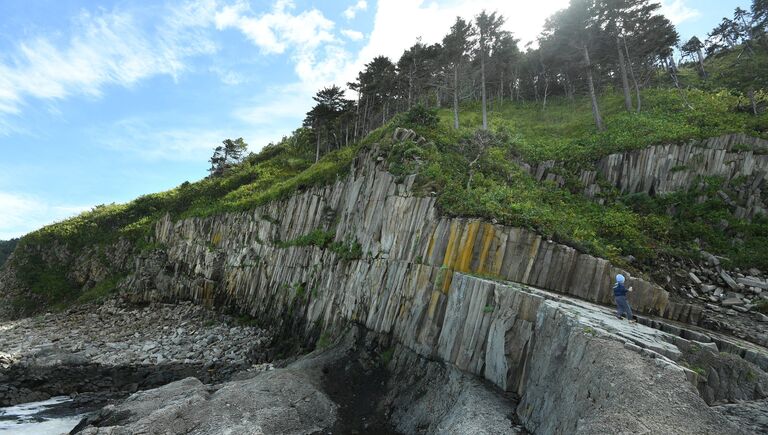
[{"left": 0, "top": 0, "right": 753, "bottom": 240}]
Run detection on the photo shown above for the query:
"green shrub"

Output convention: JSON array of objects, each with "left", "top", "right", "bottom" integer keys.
[
  {"left": 756, "top": 300, "right": 768, "bottom": 315},
  {"left": 76, "top": 275, "right": 123, "bottom": 304}
]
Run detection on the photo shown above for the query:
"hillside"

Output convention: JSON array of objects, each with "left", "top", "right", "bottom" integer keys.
[
  {"left": 2, "top": 87, "right": 767, "bottom": 314},
  {"left": 3, "top": 75, "right": 768, "bottom": 435},
  {"left": 0, "top": 239, "right": 18, "bottom": 269}
]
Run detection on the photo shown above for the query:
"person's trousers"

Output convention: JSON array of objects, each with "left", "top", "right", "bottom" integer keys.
[{"left": 615, "top": 295, "right": 633, "bottom": 320}]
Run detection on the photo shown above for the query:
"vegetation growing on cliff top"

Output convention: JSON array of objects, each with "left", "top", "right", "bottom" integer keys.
[
  {"left": 14, "top": 86, "right": 768, "bottom": 274},
  {"left": 6, "top": 1, "right": 768, "bottom": 309}
]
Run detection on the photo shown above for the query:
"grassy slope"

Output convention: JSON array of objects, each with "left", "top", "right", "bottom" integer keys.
[
  {"left": 677, "top": 45, "right": 768, "bottom": 95},
  {"left": 8, "top": 86, "right": 768, "bottom": 309}
]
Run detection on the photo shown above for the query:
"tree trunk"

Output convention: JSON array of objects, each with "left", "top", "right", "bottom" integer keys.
[
  {"left": 583, "top": 45, "right": 604, "bottom": 131},
  {"left": 748, "top": 89, "right": 758, "bottom": 115},
  {"left": 315, "top": 131, "right": 321, "bottom": 163},
  {"left": 696, "top": 48, "right": 707, "bottom": 79},
  {"left": 499, "top": 70, "right": 504, "bottom": 104},
  {"left": 353, "top": 93, "right": 360, "bottom": 141},
  {"left": 664, "top": 57, "right": 693, "bottom": 110},
  {"left": 407, "top": 70, "right": 413, "bottom": 110},
  {"left": 453, "top": 65, "right": 460, "bottom": 129},
  {"left": 542, "top": 75, "right": 549, "bottom": 110},
  {"left": 622, "top": 36, "right": 641, "bottom": 113},
  {"left": 616, "top": 36, "right": 632, "bottom": 112},
  {"left": 480, "top": 41, "right": 488, "bottom": 130},
  {"left": 382, "top": 101, "right": 387, "bottom": 126}
]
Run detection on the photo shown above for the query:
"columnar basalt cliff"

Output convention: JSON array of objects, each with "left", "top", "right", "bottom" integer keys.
[
  {"left": 126, "top": 148, "right": 695, "bottom": 326},
  {"left": 526, "top": 133, "right": 768, "bottom": 218},
  {"left": 115, "top": 146, "right": 768, "bottom": 432}
]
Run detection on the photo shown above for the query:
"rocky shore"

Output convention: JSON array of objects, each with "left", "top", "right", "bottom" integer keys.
[{"left": 0, "top": 298, "right": 272, "bottom": 408}]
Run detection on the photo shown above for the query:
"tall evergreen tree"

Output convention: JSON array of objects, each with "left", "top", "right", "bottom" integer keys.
[
  {"left": 304, "top": 85, "right": 351, "bottom": 162},
  {"left": 543, "top": 0, "right": 605, "bottom": 130},
  {"left": 442, "top": 17, "right": 475, "bottom": 129},
  {"left": 681, "top": 36, "right": 707, "bottom": 78},
  {"left": 209, "top": 138, "right": 248, "bottom": 176},
  {"left": 475, "top": 10, "right": 506, "bottom": 130}
]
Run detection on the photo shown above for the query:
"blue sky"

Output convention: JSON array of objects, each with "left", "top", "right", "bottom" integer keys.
[{"left": 0, "top": 0, "right": 751, "bottom": 239}]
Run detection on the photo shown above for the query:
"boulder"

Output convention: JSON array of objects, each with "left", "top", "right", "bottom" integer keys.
[
  {"left": 720, "top": 270, "right": 740, "bottom": 290},
  {"left": 737, "top": 277, "right": 768, "bottom": 290}
]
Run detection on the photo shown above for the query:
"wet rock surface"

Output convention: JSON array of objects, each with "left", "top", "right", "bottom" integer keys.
[{"left": 0, "top": 298, "right": 272, "bottom": 407}]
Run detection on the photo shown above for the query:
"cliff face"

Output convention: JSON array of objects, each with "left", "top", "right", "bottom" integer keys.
[
  {"left": 3, "top": 138, "right": 767, "bottom": 432},
  {"left": 115, "top": 147, "right": 768, "bottom": 432},
  {"left": 0, "top": 239, "right": 133, "bottom": 318},
  {"left": 526, "top": 133, "right": 768, "bottom": 218},
  {"left": 125, "top": 149, "right": 695, "bottom": 328}
]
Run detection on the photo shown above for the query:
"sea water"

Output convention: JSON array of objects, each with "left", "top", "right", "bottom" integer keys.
[{"left": 0, "top": 396, "right": 85, "bottom": 434}]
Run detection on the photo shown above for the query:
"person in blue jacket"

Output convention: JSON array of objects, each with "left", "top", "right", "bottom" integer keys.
[{"left": 613, "top": 274, "right": 636, "bottom": 323}]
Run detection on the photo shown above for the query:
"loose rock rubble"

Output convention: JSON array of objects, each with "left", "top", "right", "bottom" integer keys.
[
  {"left": 0, "top": 298, "right": 271, "bottom": 368},
  {"left": 0, "top": 298, "right": 272, "bottom": 406},
  {"left": 659, "top": 254, "right": 768, "bottom": 347}
]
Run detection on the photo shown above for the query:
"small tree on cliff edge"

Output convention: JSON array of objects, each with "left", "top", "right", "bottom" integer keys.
[{"left": 209, "top": 138, "right": 248, "bottom": 176}]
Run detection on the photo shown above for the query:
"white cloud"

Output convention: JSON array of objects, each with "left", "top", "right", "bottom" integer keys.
[
  {"left": 209, "top": 65, "right": 247, "bottom": 85},
  {"left": 214, "top": 0, "right": 336, "bottom": 55},
  {"left": 0, "top": 2, "right": 217, "bottom": 119},
  {"left": 658, "top": 0, "right": 700, "bottom": 25},
  {"left": 357, "top": 0, "right": 568, "bottom": 64},
  {"left": 0, "top": 192, "right": 90, "bottom": 240},
  {"left": 343, "top": 1, "right": 368, "bottom": 20},
  {"left": 341, "top": 29, "right": 365, "bottom": 41},
  {"left": 214, "top": 0, "right": 357, "bottom": 131}
]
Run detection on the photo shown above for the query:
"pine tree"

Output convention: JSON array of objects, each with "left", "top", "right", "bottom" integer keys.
[
  {"left": 681, "top": 36, "right": 707, "bottom": 78},
  {"left": 442, "top": 17, "right": 475, "bottom": 129},
  {"left": 475, "top": 10, "right": 506, "bottom": 130}
]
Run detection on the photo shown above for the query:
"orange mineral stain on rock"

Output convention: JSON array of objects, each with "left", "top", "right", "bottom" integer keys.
[
  {"left": 454, "top": 220, "right": 480, "bottom": 273},
  {"left": 476, "top": 223, "right": 496, "bottom": 274},
  {"left": 442, "top": 222, "right": 461, "bottom": 269}
]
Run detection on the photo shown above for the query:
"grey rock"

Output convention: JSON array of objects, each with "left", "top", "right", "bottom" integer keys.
[
  {"left": 722, "top": 298, "right": 745, "bottom": 306},
  {"left": 737, "top": 277, "right": 768, "bottom": 290},
  {"left": 77, "top": 372, "right": 336, "bottom": 435},
  {"left": 715, "top": 399, "right": 768, "bottom": 435},
  {"left": 689, "top": 272, "right": 703, "bottom": 285},
  {"left": 720, "top": 270, "right": 740, "bottom": 290}
]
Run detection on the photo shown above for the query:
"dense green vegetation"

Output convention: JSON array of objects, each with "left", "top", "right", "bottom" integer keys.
[
  {"left": 678, "top": 46, "right": 768, "bottom": 95},
  {"left": 388, "top": 99, "right": 768, "bottom": 269},
  {"left": 0, "top": 238, "right": 18, "bottom": 268},
  {"left": 441, "top": 88, "right": 767, "bottom": 164}
]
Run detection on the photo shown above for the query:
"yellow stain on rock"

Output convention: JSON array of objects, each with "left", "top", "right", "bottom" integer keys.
[
  {"left": 211, "top": 232, "right": 223, "bottom": 247},
  {"left": 425, "top": 231, "right": 436, "bottom": 263},
  {"left": 454, "top": 221, "right": 480, "bottom": 272},
  {"left": 442, "top": 222, "right": 461, "bottom": 269},
  {"left": 202, "top": 280, "right": 215, "bottom": 308},
  {"left": 441, "top": 269, "right": 454, "bottom": 294},
  {"left": 477, "top": 223, "right": 496, "bottom": 274}
]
